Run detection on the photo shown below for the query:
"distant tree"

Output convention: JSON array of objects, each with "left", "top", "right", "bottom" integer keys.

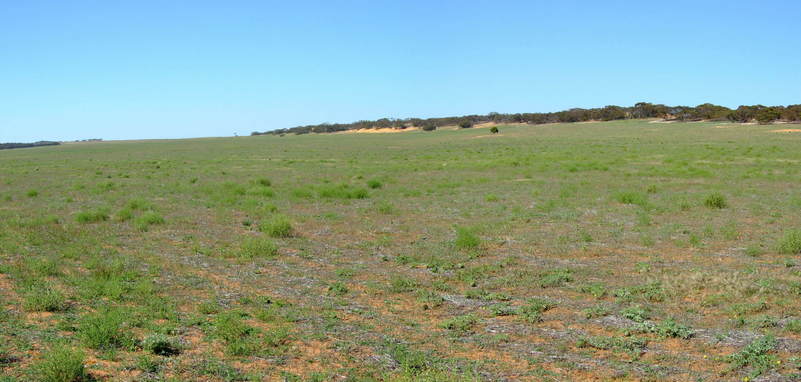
[
  {"left": 755, "top": 107, "right": 782, "bottom": 124},
  {"left": 421, "top": 123, "right": 437, "bottom": 131},
  {"left": 458, "top": 119, "right": 474, "bottom": 128},
  {"left": 490, "top": 126, "right": 499, "bottom": 134}
]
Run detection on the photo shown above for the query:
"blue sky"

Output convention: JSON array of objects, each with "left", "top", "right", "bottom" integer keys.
[{"left": 1, "top": 1, "right": 800, "bottom": 141}]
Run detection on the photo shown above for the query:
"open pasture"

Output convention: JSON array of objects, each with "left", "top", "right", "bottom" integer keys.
[{"left": 1, "top": 120, "right": 801, "bottom": 381}]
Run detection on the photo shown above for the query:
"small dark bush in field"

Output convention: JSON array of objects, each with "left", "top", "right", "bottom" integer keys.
[
  {"left": 421, "top": 123, "right": 437, "bottom": 131},
  {"left": 76, "top": 209, "right": 109, "bottom": 224},
  {"left": 32, "top": 345, "right": 88, "bottom": 382},
  {"left": 135, "top": 211, "right": 164, "bottom": 231},
  {"left": 367, "top": 179, "right": 382, "bottom": 189},
  {"left": 256, "top": 178, "right": 271, "bottom": 187},
  {"left": 777, "top": 230, "right": 801, "bottom": 254},
  {"left": 458, "top": 120, "right": 474, "bottom": 129},
  {"left": 239, "top": 237, "right": 278, "bottom": 259},
  {"left": 327, "top": 282, "right": 349, "bottom": 296},
  {"left": 23, "top": 284, "right": 68, "bottom": 312},
  {"left": 27, "top": 190, "right": 39, "bottom": 198},
  {"left": 704, "top": 192, "right": 727, "bottom": 209},
  {"left": 454, "top": 227, "right": 480, "bottom": 251},
  {"left": 490, "top": 126, "right": 499, "bottom": 134},
  {"left": 259, "top": 215, "right": 293, "bottom": 238},
  {"left": 142, "top": 334, "right": 181, "bottom": 356}
]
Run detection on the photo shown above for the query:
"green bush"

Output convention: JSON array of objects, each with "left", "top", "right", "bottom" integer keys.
[
  {"left": 23, "top": 284, "right": 67, "bottom": 312},
  {"left": 438, "top": 314, "right": 478, "bottom": 333},
  {"left": 142, "top": 334, "right": 181, "bottom": 356},
  {"left": 704, "top": 192, "right": 727, "bottom": 209},
  {"left": 32, "top": 345, "right": 88, "bottom": 382},
  {"left": 489, "top": 126, "right": 499, "bottom": 134},
  {"left": 454, "top": 227, "right": 480, "bottom": 251},
  {"left": 615, "top": 191, "right": 648, "bottom": 207},
  {"left": 259, "top": 215, "right": 293, "bottom": 238},
  {"left": 78, "top": 308, "right": 132, "bottom": 350},
  {"left": 239, "top": 237, "right": 279, "bottom": 259},
  {"left": 134, "top": 211, "right": 164, "bottom": 231},
  {"left": 367, "top": 179, "right": 383, "bottom": 189},
  {"left": 76, "top": 209, "right": 109, "bottom": 224},
  {"left": 539, "top": 268, "right": 573, "bottom": 288},
  {"left": 777, "top": 230, "right": 801, "bottom": 254}
]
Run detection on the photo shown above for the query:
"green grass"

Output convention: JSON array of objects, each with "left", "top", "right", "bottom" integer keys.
[
  {"left": 238, "top": 237, "right": 279, "bottom": 259},
  {"left": 777, "top": 229, "right": 801, "bottom": 254},
  {"left": 259, "top": 214, "right": 293, "bottom": 238},
  {"left": 32, "top": 346, "right": 88, "bottom": 382}
]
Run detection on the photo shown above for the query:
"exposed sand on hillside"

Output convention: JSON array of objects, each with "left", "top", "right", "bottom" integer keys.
[
  {"left": 334, "top": 127, "right": 413, "bottom": 134},
  {"left": 770, "top": 129, "right": 801, "bottom": 133}
]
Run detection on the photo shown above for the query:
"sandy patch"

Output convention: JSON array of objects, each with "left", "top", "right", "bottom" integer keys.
[
  {"left": 770, "top": 129, "right": 801, "bottom": 133},
  {"left": 334, "top": 127, "right": 413, "bottom": 134}
]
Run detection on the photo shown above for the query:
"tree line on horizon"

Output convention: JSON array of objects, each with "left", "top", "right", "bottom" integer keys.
[
  {"left": 0, "top": 141, "right": 60, "bottom": 150},
  {"left": 252, "top": 102, "right": 801, "bottom": 136}
]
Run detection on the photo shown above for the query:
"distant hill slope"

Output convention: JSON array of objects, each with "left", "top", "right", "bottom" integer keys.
[
  {"left": 0, "top": 141, "right": 60, "bottom": 150},
  {"left": 253, "top": 102, "right": 801, "bottom": 136}
]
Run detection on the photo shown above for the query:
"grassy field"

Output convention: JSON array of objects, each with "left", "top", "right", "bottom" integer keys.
[{"left": 2, "top": 120, "right": 801, "bottom": 381}]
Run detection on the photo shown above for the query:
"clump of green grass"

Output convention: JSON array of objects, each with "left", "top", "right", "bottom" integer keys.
[
  {"left": 582, "top": 305, "right": 611, "bottom": 319},
  {"left": 317, "top": 183, "right": 369, "bottom": 199},
  {"left": 256, "top": 178, "right": 272, "bottom": 187},
  {"left": 197, "top": 300, "right": 221, "bottom": 315},
  {"left": 375, "top": 200, "right": 395, "bottom": 214},
  {"left": 620, "top": 305, "right": 650, "bottom": 322},
  {"left": 259, "top": 214, "right": 293, "bottom": 238},
  {"left": 453, "top": 226, "right": 480, "bottom": 251},
  {"left": 704, "top": 192, "right": 727, "bottom": 209},
  {"left": 615, "top": 191, "right": 648, "bottom": 207},
  {"left": 32, "top": 345, "right": 88, "bottom": 382},
  {"left": 539, "top": 268, "right": 573, "bottom": 288},
  {"left": 576, "top": 335, "right": 647, "bottom": 356},
  {"left": 438, "top": 314, "right": 478, "bottom": 333},
  {"left": 76, "top": 209, "right": 109, "bottom": 224},
  {"left": 327, "top": 282, "right": 348, "bottom": 296},
  {"left": 78, "top": 308, "right": 133, "bottom": 350},
  {"left": 633, "top": 318, "right": 693, "bottom": 339},
  {"left": 726, "top": 335, "right": 777, "bottom": 378},
  {"left": 238, "top": 237, "right": 278, "bottom": 259},
  {"left": 785, "top": 319, "right": 801, "bottom": 333},
  {"left": 134, "top": 211, "right": 164, "bottom": 231},
  {"left": 26, "top": 190, "right": 39, "bottom": 198},
  {"left": 22, "top": 284, "right": 68, "bottom": 312},
  {"left": 389, "top": 277, "right": 418, "bottom": 293},
  {"left": 518, "top": 298, "right": 556, "bottom": 323},
  {"left": 484, "top": 194, "right": 499, "bottom": 202},
  {"left": 777, "top": 229, "right": 801, "bottom": 254},
  {"left": 367, "top": 179, "right": 382, "bottom": 189}
]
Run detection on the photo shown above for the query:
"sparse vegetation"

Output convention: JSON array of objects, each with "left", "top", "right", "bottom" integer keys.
[{"left": 4, "top": 119, "right": 801, "bottom": 380}]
